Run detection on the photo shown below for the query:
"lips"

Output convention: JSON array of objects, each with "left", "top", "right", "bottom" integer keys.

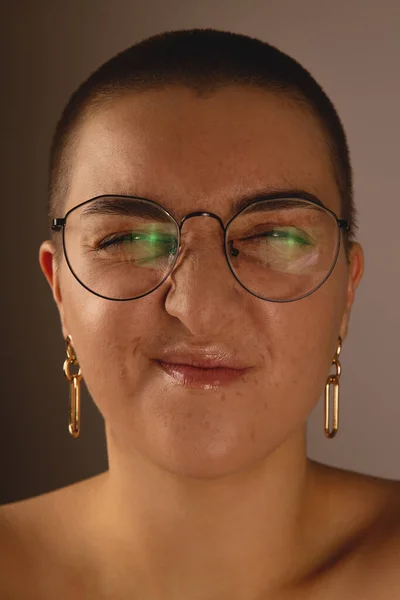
[
  {"left": 155, "top": 347, "right": 251, "bottom": 370},
  {"left": 153, "top": 346, "right": 252, "bottom": 388},
  {"left": 156, "top": 362, "right": 250, "bottom": 388},
  {"left": 160, "top": 358, "right": 245, "bottom": 369}
]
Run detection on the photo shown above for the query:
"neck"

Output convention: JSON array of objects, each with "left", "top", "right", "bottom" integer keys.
[{"left": 87, "top": 426, "right": 318, "bottom": 599}]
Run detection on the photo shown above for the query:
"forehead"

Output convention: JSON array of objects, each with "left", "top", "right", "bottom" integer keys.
[{"left": 67, "top": 85, "right": 340, "bottom": 217}]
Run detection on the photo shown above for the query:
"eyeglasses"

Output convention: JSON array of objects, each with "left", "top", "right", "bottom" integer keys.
[{"left": 52, "top": 193, "right": 349, "bottom": 303}]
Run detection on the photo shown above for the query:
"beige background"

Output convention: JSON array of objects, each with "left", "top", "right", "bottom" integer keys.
[{"left": 1, "top": 0, "right": 399, "bottom": 504}]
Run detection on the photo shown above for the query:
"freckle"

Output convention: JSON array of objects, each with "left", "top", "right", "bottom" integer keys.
[
  {"left": 187, "top": 411, "right": 193, "bottom": 419},
  {"left": 204, "top": 421, "right": 210, "bottom": 430}
]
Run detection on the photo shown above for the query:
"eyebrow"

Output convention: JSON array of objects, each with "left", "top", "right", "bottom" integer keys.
[
  {"left": 78, "top": 188, "right": 326, "bottom": 221},
  {"left": 80, "top": 197, "right": 169, "bottom": 221},
  {"left": 230, "top": 188, "right": 326, "bottom": 215}
]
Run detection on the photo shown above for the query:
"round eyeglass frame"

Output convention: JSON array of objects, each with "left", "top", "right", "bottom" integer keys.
[{"left": 52, "top": 193, "right": 350, "bottom": 303}]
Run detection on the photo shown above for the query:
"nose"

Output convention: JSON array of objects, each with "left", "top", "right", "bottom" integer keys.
[{"left": 164, "top": 214, "right": 244, "bottom": 337}]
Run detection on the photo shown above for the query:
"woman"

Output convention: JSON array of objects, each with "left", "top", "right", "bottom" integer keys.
[{"left": 1, "top": 29, "right": 399, "bottom": 599}]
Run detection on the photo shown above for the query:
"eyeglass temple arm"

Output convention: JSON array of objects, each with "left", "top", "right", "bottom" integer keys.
[{"left": 52, "top": 218, "right": 66, "bottom": 232}]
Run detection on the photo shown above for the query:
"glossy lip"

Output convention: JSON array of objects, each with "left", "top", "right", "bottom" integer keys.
[
  {"left": 155, "top": 361, "right": 252, "bottom": 389},
  {"left": 156, "top": 361, "right": 250, "bottom": 389},
  {"left": 153, "top": 346, "right": 253, "bottom": 389},
  {"left": 155, "top": 346, "right": 252, "bottom": 370}
]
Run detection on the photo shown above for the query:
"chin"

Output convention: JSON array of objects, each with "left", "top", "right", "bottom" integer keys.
[{"left": 138, "top": 425, "right": 272, "bottom": 480}]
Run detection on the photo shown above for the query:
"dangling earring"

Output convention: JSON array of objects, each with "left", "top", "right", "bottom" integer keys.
[
  {"left": 324, "top": 336, "right": 342, "bottom": 439},
  {"left": 63, "top": 334, "right": 82, "bottom": 438}
]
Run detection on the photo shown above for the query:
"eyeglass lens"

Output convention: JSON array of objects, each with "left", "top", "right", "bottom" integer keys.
[{"left": 63, "top": 196, "right": 340, "bottom": 302}]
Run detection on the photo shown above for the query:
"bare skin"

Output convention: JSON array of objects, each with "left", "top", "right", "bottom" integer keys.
[
  {"left": 1, "top": 85, "right": 399, "bottom": 599},
  {"left": 1, "top": 464, "right": 399, "bottom": 599}
]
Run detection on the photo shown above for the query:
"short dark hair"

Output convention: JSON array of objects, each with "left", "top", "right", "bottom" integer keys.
[{"left": 48, "top": 28, "right": 357, "bottom": 251}]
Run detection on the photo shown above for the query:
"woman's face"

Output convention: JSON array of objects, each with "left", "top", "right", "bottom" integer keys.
[{"left": 40, "top": 85, "right": 363, "bottom": 477}]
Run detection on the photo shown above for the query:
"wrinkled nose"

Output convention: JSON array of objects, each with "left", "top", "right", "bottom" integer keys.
[{"left": 164, "top": 214, "right": 244, "bottom": 337}]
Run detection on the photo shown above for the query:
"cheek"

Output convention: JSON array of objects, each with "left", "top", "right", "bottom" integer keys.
[
  {"left": 60, "top": 271, "right": 155, "bottom": 408},
  {"left": 264, "top": 263, "right": 348, "bottom": 413}
]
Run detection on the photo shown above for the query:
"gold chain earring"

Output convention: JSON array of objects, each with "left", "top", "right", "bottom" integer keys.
[
  {"left": 324, "top": 336, "right": 342, "bottom": 439},
  {"left": 63, "top": 334, "right": 82, "bottom": 438}
]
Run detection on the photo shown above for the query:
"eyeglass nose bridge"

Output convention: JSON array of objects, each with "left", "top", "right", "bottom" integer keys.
[
  {"left": 179, "top": 211, "right": 225, "bottom": 232},
  {"left": 178, "top": 211, "right": 240, "bottom": 258}
]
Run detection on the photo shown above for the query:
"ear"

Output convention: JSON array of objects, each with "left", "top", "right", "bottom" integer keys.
[
  {"left": 39, "top": 240, "right": 69, "bottom": 340},
  {"left": 339, "top": 241, "right": 364, "bottom": 340}
]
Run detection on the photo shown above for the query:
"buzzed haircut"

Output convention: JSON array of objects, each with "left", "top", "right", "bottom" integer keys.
[{"left": 48, "top": 28, "right": 357, "bottom": 252}]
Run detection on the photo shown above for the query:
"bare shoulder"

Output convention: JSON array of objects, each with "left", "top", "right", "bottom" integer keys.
[
  {"left": 0, "top": 472, "right": 104, "bottom": 528},
  {"left": 347, "top": 471, "right": 400, "bottom": 591},
  {"left": 0, "top": 472, "right": 107, "bottom": 597},
  {"left": 307, "top": 460, "right": 400, "bottom": 597},
  {"left": 311, "top": 460, "right": 400, "bottom": 541}
]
